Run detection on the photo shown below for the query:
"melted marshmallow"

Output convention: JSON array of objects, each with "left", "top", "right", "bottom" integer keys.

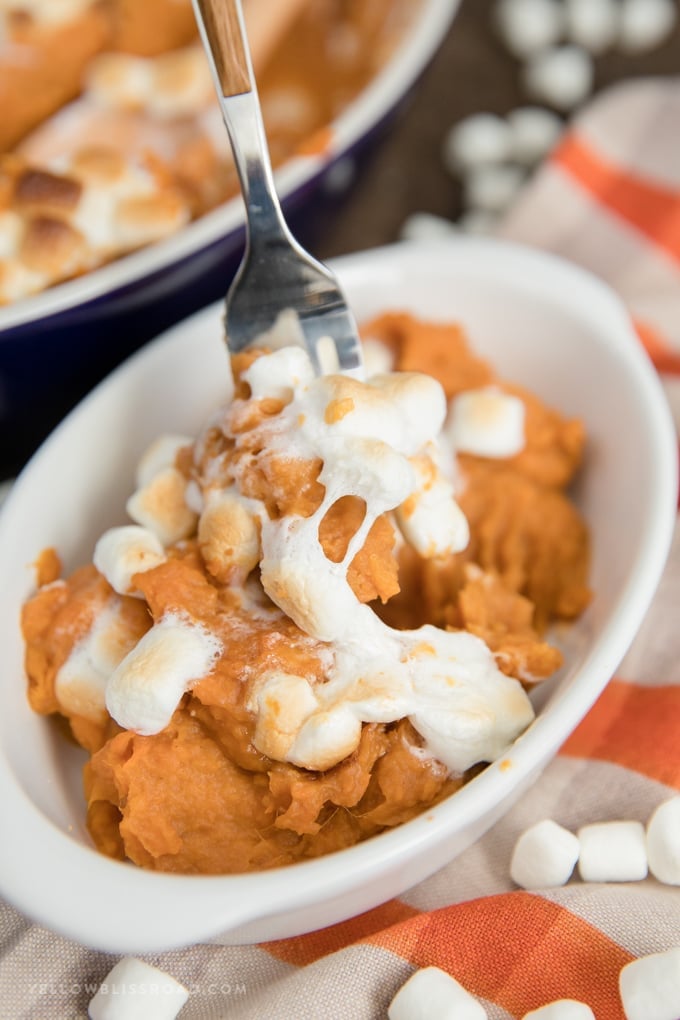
[
  {"left": 56, "top": 598, "right": 144, "bottom": 722},
  {"left": 106, "top": 613, "right": 222, "bottom": 735},
  {"left": 223, "top": 348, "right": 534, "bottom": 774},
  {"left": 96, "top": 344, "right": 533, "bottom": 772}
]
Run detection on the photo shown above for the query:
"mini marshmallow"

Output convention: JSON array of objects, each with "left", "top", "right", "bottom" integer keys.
[
  {"left": 508, "top": 106, "right": 564, "bottom": 165},
  {"left": 523, "top": 45, "right": 595, "bottom": 112},
  {"left": 56, "top": 599, "right": 145, "bottom": 721},
  {"left": 447, "top": 387, "right": 525, "bottom": 458},
  {"left": 510, "top": 819, "right": 580, "bottom": 889},
  {"left": 94, "top": 525, "right": 166, "bottom": 597},
  {"left": 198, "top": 488, "right": 261, "bottom": 584},
  {"left": 106, "top": 613, "right": 222, "bottom": 735},
  {"left": 494, "top": 0, "right": 565, "bottom": 59},
  {"left": 618, "top": 0, "right": 677, "bottom": 54},
  {"left": 135, "top": 434, "right": 192, "bottom": 488},
  {"left": 250, "top": 671, "right": 319, "bottom": 761},
  {"left": 522, "top": 1002, "right": 595, "bottom": 1020},
  {"left": 88, "top": 956, "right": 189, "bottom": 1020},
  {"left": 463, "top": 165, "right": 526, "bottom": 215},
  {"left": 646, "top": 795, "right": 680, "bottom": 885},
  {"left": 400, "top": 211, "right": 458, "bottom": 243},
  {"left": 565, "top": 0, "right": 620, "bottom": 54},
  {"left": 366, "top": 373, "right": 448, "bottom": 454},
  {"left": 388, "top": 966, "right": 487, "bottom": 1020},
  {"left": 458, "top": 210, "right": 499, "bottom": 236},
  {"left": 619, "top": 946, "right": 680, "bottom": 1020},
  {"left": 577, "top": 820, "right": 648, "bottom": 883},
  {"left": 287, "top": 705, "right": 363, "bottom": 772},
  {"left": 126, "top": 466, "right": 197, "bottom": 546},
  {"left": 442, "top": 113, "right": 513, "bottom": 175}
]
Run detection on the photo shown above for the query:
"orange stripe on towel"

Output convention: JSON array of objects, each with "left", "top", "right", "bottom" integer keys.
[
  {"left": 367, "top": 893, "right": 632, "bottom": 1019},
  {"left": 554, "top": 135, "right": 680, "bottom": 263},
  {"left": 633, "top": 318, "right": 680, "bottom": 375},
  {"left": 561, "top": 679, "right": 680, "bottom": 788},
  {"left": 266, "top": 898, "right": 420, "bottom": 966},
  {"left": 266, "top": 892, "right": 631, "bottom": 1018}
]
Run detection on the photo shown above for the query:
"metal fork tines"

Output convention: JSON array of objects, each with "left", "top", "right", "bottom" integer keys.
[{"left": 193, "top": 0, "right": 364, "bottom": 379}]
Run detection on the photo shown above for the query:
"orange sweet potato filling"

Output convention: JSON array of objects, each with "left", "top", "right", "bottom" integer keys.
[{"left": 21, "top": 313, "right": 591, "bottom": 874}]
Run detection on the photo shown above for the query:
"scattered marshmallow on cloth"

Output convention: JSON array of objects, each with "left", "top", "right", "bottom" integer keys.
[{"left": 1, "top": 74, "right": 680, "bottom": 1020}]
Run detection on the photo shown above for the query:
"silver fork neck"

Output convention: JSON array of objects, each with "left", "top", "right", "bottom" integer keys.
[{"left": 220, "top": 90, "right": 290, "bottom": 245}]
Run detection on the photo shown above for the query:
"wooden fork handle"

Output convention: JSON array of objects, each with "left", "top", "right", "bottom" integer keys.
[{"left": 195, "top": 0, "right": 251, "bottom": 97}]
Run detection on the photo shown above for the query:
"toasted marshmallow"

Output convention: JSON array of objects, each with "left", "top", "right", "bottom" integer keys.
[
  {"left": 67, "top": 156, "right": 189, "bottom": 255},
  {"left": 250, "top": 671, "right": 319, "bottom": 761},
  {"left": 510, "top": 819, "right": 580, "bottom": 890},
  {"left": 135, "top": 433, "right": 193, "bottom": 488},
  {"left": 447, "top": 386, "right": 525, "bottom": 458},
  {"left": 56, "top": 598, "right": 145, "bottom": 722},
  {"left": 358, "top": 371, "right": 448, "bottom": 454},
  {"left": 126, "top": 466, "right": 197, "bottom": 546},
  {"left": 0, "top": 148, "right": 190, "bottom": 306},
  {"left": 88, "top": 956, "right": 189, "bottom": 1020},
  {"left": 97, "top": 346, "right": 536, "bottom": 772},
  {"left": 148, "top": 46, "right": 215, "bottom": 119},
  {"left": 0, "top": 210, "right": 23, "bottom": 260},
  {"left": 106, "top": 613, "right": 222, "bottom": 735},
  {"left": 388, "top": 966, "right": 487, "bottom": 1020},
  {"left": 0, "top": 259, "right": 47, "bottom": 304},
  {"left": 198, "top": 487, "right": 261, "bottom": 584},
  {"left": 206, "top": 350, "right": 535, "bottom": 773},
  {"left": 86, "top": 54, "right": 154, "bottom": 113},
  {"left": 94, "top": 525, "right": 166, "bottom": 597},
  {"left": 86, "top": 46, "right": 213, "bottom": 120},
  {"left": 287, "top": 705, "right": 363, "bottom": 772}
]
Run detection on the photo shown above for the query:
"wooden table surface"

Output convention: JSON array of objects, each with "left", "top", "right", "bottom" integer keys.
[{"left": 316, "top": 0, "right": 680, "bottom": 259}]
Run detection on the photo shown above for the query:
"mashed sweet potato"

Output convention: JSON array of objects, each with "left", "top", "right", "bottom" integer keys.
[{"left": 22, "top": 313, "right": 591, "bottom": 874}]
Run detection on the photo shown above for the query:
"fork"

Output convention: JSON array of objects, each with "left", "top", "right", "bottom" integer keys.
[{"left": 192, "top": 0, "right": 364, "bottom": 379}]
